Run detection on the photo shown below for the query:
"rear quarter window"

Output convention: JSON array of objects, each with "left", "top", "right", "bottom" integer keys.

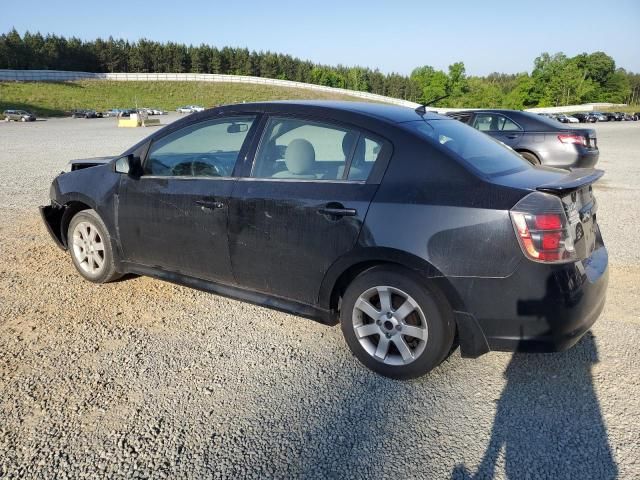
[{"left": 405, "top": 119, "right": 531, "bottom": 176}]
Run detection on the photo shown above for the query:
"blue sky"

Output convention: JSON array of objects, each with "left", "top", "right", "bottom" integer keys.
[{"left": 2, "top": 0, "right": 639, "bottom": 75}]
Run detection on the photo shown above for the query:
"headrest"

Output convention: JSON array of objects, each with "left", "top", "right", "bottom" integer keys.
[
  {"left": 285, "top": 139, "right": 315, "bottom": 174},
  {"left": 342, "top": 131, "right": 365, "bottom": 164}
]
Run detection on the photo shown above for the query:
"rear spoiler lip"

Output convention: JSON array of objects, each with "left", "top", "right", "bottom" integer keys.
[{"left": 536, "top": 168, "right": 604, "bottom": 195}]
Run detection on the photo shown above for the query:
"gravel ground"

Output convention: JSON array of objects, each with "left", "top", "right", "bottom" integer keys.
[{"left": 0, "top": 116, "right": 639, "bottom": 479}]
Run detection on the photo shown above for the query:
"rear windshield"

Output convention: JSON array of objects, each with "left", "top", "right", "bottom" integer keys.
[{"left": 405, "top": 119, "right": 532, "bottom": 176}]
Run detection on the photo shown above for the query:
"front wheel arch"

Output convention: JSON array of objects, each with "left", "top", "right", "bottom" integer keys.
[{"left": 60, "top": 201, "right": 93, "bottom": 248}]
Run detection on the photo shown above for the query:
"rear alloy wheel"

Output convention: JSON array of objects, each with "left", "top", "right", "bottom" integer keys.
[
  {"left": 519, "top": 151, "right": 540, "bottom": 165},
  {"left": 68, "top": 209, "right": 121, "bottom": 283},
  {"left": 340, "top": 266, "right": 455, "bottom": 379}
]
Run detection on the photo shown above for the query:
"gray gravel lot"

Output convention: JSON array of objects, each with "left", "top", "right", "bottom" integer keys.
[{"left": 0, "top": 116, "right": 639, "bottom": 479}]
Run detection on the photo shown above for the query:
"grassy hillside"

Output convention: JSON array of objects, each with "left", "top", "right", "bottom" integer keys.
[{"left": 0, "top": 81, "right": 366, "bottom": 117}]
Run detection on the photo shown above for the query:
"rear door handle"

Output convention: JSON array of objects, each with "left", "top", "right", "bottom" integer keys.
[
  {"left": 318, "top": 206, "right": 357, "bottom": 217},
  {"left": 195, "top": 199, "right": 224, "bottom": 210}
]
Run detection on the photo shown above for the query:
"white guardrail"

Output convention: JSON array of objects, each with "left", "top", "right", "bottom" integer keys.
[
  {"left": 0, "top": 69, "right": 421, "bottom": 108},
  {"left": 0, "top": 70, "right": 626, "bottom": 113}
]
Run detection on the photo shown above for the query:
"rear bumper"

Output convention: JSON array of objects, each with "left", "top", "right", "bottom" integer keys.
[
  {"left": 451, "top": 245, "right": 608, "bottom": 355},
  {"left": 544, "top": 148, "right": 599, "bottom": 169}
]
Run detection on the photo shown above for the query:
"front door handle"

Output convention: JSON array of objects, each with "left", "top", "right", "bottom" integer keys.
[
  {"left": 318, "top": 206, "right": 357, "bottom": 217},
  {"left": 506, "top": 134, "right": 519, "bottom": 139},
  {"left": 195, "top": 199, "right": 224, "bottom": 210}
]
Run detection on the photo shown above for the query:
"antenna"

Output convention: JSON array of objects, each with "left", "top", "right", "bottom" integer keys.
[{"left": 415, "top": 94, "right": 450, "bottom": 114}]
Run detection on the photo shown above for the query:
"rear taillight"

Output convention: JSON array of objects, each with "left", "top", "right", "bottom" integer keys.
[
  {"left": 558, "top": 134, "right": 587, "bottom": 146},
  {"left": 510, "top": 192, "right": 576, "bottom": 264}
]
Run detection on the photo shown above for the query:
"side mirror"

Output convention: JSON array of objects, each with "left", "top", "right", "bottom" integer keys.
[{"left": 114, "top": 154, "right": 142, "bottom": 176}]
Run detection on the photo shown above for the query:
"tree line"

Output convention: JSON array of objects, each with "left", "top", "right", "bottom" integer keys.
[{"left": 1, "top": 29, "right": 638, "bottom": 108}]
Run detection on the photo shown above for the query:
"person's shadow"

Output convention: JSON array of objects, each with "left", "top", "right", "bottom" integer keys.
[{"left": 451, "top": 332, "right": 618, "bottom": 479}]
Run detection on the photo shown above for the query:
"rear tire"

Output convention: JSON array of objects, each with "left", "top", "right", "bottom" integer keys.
[
  {"left": 519, "top": 151, "right": 540, "bottom": 165},
  {"left": 340, "top": 265, "right": 455, "bottom": 379},
  {"left": 67, "top": 209, "right": 121, "bottom": 283}
]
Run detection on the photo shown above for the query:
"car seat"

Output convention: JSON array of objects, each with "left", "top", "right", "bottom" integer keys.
[{"left": 271, "top": 139, "right": 318, "bottom": 179}]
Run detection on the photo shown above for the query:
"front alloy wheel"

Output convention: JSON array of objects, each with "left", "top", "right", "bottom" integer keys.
[
  {"left": 71, "top": 221, "right": 106, "bottom": 276},
  {"left": 67, "top": 209, "right": 121, "bottom": 283}
]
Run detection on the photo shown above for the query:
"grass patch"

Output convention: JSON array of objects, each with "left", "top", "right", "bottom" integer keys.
[{"left": 0, "top": 81, "right": 366, "bottom": 117}]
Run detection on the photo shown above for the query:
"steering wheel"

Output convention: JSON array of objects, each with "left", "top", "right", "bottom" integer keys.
[{"left": 190, "top": 160, "right": 223, "bottom": 177}]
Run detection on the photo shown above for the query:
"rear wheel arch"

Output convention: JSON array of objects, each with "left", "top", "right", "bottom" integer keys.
[
  {"left": 323, "top": 250, "right": 465, "bottom": 316},
  {"left": 516, "top": 149, "right": 541, "bottom": 165}
]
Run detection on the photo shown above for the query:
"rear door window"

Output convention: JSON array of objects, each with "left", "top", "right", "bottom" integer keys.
[
  {"left": 472, "top": 113, "right": 522, "bottom": 132},
  {"left": 251, "top": 117, "right": 382, "bottom": 181}
]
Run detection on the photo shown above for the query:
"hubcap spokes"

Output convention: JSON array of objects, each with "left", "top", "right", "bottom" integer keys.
[
  {"left": 352, "top": 286, "right": 428, "bottom": 366},
  {"left": 72, "top": 221, "right": 105, "bottom": 275}
]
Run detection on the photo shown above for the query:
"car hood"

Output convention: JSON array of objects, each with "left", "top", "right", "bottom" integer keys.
[{"left": 68, "top": 156, "right": 115, "bottom": 171}]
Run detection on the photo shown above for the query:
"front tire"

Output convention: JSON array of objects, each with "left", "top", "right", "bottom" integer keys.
[
  {"left": 67, "top": 209, "right": 121, "bottom": 283},
  {"left": 340, "top": 266, "right": 455, "bottom": 379}
]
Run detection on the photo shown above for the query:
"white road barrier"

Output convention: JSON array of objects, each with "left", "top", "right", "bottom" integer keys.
[{"left": 0, "top": 69, "right": 421, "bottom": 108}]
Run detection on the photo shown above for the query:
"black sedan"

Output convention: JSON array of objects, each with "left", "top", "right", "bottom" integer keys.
[
  {"left": 446, "top": 109, "right": 599, "bottom": 169},
  {"left": 40, "top": 101, "right": 608, "bottom": 379},
  {"left": 572, "top": 113, "right": 597, "bottom": 123}
]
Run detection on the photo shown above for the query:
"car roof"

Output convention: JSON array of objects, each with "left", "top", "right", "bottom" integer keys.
[
  {"left": 218, "top": 100, "right": 443, "bottom": 124},
  {"left": 457, "top": 109, "right": 569, "bottom": 130}
]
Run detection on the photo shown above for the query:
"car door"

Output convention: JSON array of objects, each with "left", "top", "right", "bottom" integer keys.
[
  {"left": 472, "top": 112, "right": 524, "bottom": 148},
  {"left": 227, "top": 115, "right": 390, "bottom": 304},
  {"left": 116, "top": 115, "right": 259, "bottom": 283}
]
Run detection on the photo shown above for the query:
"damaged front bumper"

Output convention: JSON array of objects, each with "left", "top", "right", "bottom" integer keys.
[{"left": 39, "top": 203, "right": 66, "bottom": 250}]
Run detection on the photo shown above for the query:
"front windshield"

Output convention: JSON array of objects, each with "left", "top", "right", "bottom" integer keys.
[{"left": 405, "top": 119, "right": 532, "bottom": 176}]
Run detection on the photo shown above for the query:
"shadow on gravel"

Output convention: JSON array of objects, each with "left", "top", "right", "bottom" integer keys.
[{"left": 451, "top": 332, "right": 618, "bottom": 480}]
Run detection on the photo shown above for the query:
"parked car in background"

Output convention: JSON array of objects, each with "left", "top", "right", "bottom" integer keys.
[
  {"left": 633, "top": 112, "right": 640, "bottom": 121},
  {"left": 176, "top": 105, "right": 205, "bottom": 113},
  {"left": 39, "top": 101, "right": 608, "bottom": 379},
  {"left": 141, "top": 108, "right": 168, "bottom": 115},
  {"left": 3, "top": 109, "right": 36, "bottom": 122},
  {"left": 604, "top": 112, "right": 623, "bottom": 121},
  {"left": 446, "top": 109, "right": 599, "bottom": 168},
  {"left": 591, "top": 112, "right": 608, "bottom": 122},
  {"left": 555, "top": 114, "right": 579, "bottom": 124},
  {"left": 572, "top": 113, "right": 597, "bottom": 123},
  {"left": 71, "top": 109, "right": 98, "bottom": 119}
]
